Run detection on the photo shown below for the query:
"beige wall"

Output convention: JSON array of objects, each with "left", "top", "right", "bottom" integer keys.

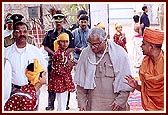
[{"left": 3, "top": 3, "right": 88, "bottom": 30}]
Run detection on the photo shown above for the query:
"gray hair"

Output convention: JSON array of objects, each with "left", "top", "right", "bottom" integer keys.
[{"left": 88, "top": 27, "right": 106, "bottom": 42}]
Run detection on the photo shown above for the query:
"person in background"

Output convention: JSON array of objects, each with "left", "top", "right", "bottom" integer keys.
[
  {"left": 74, "top": 27, "right": 134, "bottom": 111},
  {"left": 4, "top": 21, "right": 47, "bottom": 111},
  {"left": 4, "top": 59, "right": 46, "bottom": 111},
  {"left": 133, "top": 15, "right": 142, "bottom": 36},
  {"left": 48, "top": 33, "right": 76, "bottom": 111},
  {"left": 132, "top": 15, "right": 144, "bottom": 68},
  {"left": 94, "top": 22, "right": 110, "bottom": 39},
  {"left": 140, "top": 6, "right": 150, "bottom": 36},
  {"left": 72, "top": 15, "right": 90, "bottom": 62},
  {"left": 42, "top": 10, "right": 74, "bottom": 111},
  {"left": 4, "top": 13, "right": 36, "bottom": 47},
  {"left": 157, "top": 4, "right": 164, "bottom": 31},
  {"left": 68, "top": 10, "right": 89, "bottom": 31},
  {"left": 125, "top": 27, "right": 164, "bottom": 111},
  {"left": 113, "top": 23, "right": 127, "bottom": 53},
  {"left": 4, "top": 15, "right": 13, "bottom": 38},
  {"left": 94, "top": 22, "right": 105, "bottom": 30}
]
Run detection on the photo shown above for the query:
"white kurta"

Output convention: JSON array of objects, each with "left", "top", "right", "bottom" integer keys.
[
  {"left": 4, "top": 59, "right": 12, "bottom": 105},
  {"left": 4, "top": 43, "right": 47, "bottom": 86},
  {"left": 76, "top": 51, "right": 130, "bottom": 111}
]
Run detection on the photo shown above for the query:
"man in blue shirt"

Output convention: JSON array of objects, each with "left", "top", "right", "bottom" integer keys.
[
  {"left": 68, "top": 10, "right": 89, "bottom": 31},
  {"left": 72, "top": 15, "right": 90, "bottom": 61}
]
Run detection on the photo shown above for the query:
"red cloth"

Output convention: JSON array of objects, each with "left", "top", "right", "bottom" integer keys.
[
  {"left": 48, "top": 48, "right": 75, "bottom": 93},
  {"left": 113, "top": 33, "right": 127, "bottom": 52},
  {"left": 4, "top": 84, "right": 37, "bottom": 111}
]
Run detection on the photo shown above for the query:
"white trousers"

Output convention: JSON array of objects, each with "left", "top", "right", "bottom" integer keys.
[{"left": 56, "top": 91, "right": 68, "bottom": 111}]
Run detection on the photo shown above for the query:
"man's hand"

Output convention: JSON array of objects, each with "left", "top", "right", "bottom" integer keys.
[
  {"left": 75, "top": 47, "right": 82, "bottom": 53},
  {"left": 67, "top": 59, "right": 76, "bottom": 68},
  {"left": 125, "top": 75, "right": 138, "bottom": 89},
  {"left": 67, "top": 48, "right": 74, "bottom": 54},
  {"left": 79, "top": 106, "right": 86, "bottom": 111},
  {"left": 106, "top": 34, "right": 110, "bottom": 39},
  {"left": 140, "top": 23, "right": 144, "bottom": 28},
  {"left": 109, "top": 102, "right": 122, "bottom": 111}
]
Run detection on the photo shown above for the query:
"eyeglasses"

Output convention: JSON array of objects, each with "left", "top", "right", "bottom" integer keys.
[
  {"left": 89, "top": 39, "right": 107, "bottom": 48},
  {"left": 15, "top": 29, "right": 28, "bottom": 34}
]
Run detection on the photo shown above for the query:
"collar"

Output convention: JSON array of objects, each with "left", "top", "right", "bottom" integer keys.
[
  {"left": 5, "top": 28, "right": 13, "bottom": 32},
  {"left": 13, "top": 43, "right": 28, "bottom": 53},
  {"left": 79, "top": 26, "right": 89, "bottom": 32},
  {"left": 54, "top": 27, "right": 66, "bottom": 33},
  {"left": 144, "top": 12, "right": 148, "bottom": 16},
  {"left": 96, "top": 43, "right": 109, "bottom": 58}
]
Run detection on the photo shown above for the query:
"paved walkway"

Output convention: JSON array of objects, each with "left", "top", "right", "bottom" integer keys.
[{"left": 38, "top": 24, "right": 161, "bottom": 112}]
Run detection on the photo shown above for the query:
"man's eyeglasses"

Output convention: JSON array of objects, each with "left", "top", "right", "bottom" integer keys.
[
  {"left": 88, "top": 39, "right": 107, "bottom": 48},
  {"left": 15, "top": 29, "right": 28, "bottom": 34}
]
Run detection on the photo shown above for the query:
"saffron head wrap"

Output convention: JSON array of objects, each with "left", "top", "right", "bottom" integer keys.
[
  {"left": 25, "top": 59, "right": 44, "bottom": 85},
  {"left": 54, "top": 33, "right": 69, "bottom": 51},
  {"left": 143, "top": 27, "right": 164, "bottom": 44}
]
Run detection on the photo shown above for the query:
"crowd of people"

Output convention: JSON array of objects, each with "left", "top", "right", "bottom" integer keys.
[{"left": 3, "top": 4, "right": 165, "bottom": 112}]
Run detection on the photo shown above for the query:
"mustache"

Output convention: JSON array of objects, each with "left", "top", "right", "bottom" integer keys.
[
  {"left": 19, "top": 35, "right": 26, "bottom": 39},
  {"left": 81, "top": 25, "right": 86, "bottom": 27}
]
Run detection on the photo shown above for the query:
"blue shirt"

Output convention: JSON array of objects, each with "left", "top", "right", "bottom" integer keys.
[{"left": 72, "top": 26, "right": 89, "bottom": 60}]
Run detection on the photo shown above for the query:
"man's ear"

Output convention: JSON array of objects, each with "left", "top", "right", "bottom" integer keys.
[
  {"left": 150, "top": 44, "right": 155, "bottom": 49},
  {"left": 149, "top": 44, "right": 155, "bottom": 53}
]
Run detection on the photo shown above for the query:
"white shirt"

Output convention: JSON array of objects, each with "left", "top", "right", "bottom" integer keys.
[
  {"left": 4, "top": 59, "right": 12, "bottom": 104},
  {"left": 4, "top": 29, "right": 13, "bottom": 38},
  {"left": 4, "top": 43, "right": 47, "bottom": 86}
]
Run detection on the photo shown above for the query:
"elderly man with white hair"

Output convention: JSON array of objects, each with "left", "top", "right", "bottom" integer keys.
[{"left": 74, "top": 27, "right": 134, "bottom": 111}]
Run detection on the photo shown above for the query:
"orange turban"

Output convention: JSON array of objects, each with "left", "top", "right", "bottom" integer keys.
[
  {"left": 143, "top": 27, "right": 164, "bottom": 44},
  {"left": 54, "top": 33, "right": 69, "bottom": 51},
  {"left": 25, "top": 59, "right": 44, "bottom": 85}
]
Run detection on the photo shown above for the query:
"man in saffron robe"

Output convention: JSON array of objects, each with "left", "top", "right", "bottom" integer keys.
[{"left": 125, "top": 27, "right": 164, "bottom": 111}]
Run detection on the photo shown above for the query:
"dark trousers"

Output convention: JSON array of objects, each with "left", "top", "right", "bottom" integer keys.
[
  {"left": 47, "top": 63, "right": 56, "bottom": 108},
  {"left": 48, "top": 91, "right": 56, "bottom": 107}
]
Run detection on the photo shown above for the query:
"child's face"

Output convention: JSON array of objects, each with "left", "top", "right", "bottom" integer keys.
[
  {"left": 39, "top": 71, "right": 47, "bottom": 85},
  {"left": 58, "top": 40, "right": 69, "bottom": 50},
  {"left": 116, "top": 26, "right": 122, "bottom": 32}
]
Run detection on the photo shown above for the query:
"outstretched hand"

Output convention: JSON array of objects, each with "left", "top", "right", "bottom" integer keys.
[{"left": 124, "top": 75, "right": 138, "bottom": 89}]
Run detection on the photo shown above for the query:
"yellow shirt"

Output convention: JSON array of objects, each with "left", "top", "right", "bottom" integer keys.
[{"left": 139, "top": 51, "right": 164, "bottom": 111}]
